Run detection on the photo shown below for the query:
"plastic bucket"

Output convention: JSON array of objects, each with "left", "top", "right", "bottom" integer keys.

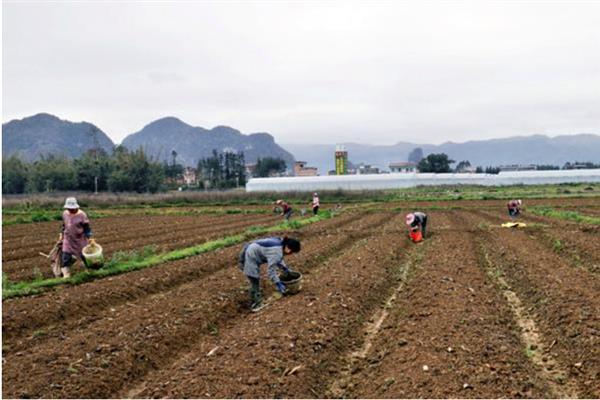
[
  {"left": 409, "top": 231, "right": 423, "bottom": 243},
  {"left": 279, "top": 271, "right": 303, "bottom": 294},
  {"left": 82, "top": 242, "right": 104, "bottom": 269}
]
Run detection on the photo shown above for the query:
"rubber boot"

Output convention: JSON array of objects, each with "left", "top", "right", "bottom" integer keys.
[
  {"left": 52, "top": 260, "right": 62, "bottom": 278},
  {"left": 61, "top": 267, "right": 71, "bottom": 279}
]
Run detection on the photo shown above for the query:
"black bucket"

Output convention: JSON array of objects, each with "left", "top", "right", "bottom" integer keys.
[{"left": 279, "top": 271, "right": 303, "bottom": 294}]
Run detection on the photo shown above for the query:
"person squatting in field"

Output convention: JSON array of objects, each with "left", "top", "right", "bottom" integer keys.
[
  {"left": 507, "top": 199, "right": 523, "bottom": 218},
  {"left": 238, "top": 236, "right": 301, "bottom": 312},
  {"left": 59, "top": 197, "right": 95, "bottom": 278},
  {"left": 275, "top": 199, "right": 293, "bottom": 221},
  {"left": 310, "top": 192, "right": 320, "bottom": 215},
  {"left": 406, "top": 212, "right": 428, "bottom": 239}
]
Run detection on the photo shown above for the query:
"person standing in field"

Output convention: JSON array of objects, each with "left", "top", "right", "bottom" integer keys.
[
  {"left": 310, "top": 192, "right": 320, "bottom": 216},
  {"left": 238, "top": 236, "right": 301, "bottom": 312},
  {"left": 275, "top": 199, "right": 293, "bottom": 221},
  {"left": 406, "top": 212, "right": 428, "bottom": 239},
  {"left": 59, "top": 197, "right": 95, "bottom": 278},
  {"left": 507, "top": 199, "right": 523, "bottom": 218}
]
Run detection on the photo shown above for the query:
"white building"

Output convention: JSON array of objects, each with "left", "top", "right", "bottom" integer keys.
[
  {"left": 246, "top": 169, "right": 600, "bottom": 192},
  {"left": 389, "top": 162, "right": 417, "bottom": 173}
]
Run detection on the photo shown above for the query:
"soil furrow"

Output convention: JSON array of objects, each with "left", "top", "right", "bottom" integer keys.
[
  {"left": 1, "top": 212, "right": 391, "bottom": 398},
  {"left": 463, "top": 211, "right": 600, "bottom": 398},
  {"left": 337, "top": 212, "right": 550, "bottom": 398},
  {"left": 2, "top": 212, "right": 365, "bottom": 344},
  {"left": 119, "top": 214, "right": 410, "bottom": 398}
]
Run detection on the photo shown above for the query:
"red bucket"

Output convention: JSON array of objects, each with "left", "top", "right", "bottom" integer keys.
[{"left": 409, "top": 230, "right": 423, "bottom": 243}]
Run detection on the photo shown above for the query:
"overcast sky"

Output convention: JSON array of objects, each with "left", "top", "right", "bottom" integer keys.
[{"left": 3, "top": 1, "right": 600, "bottom": 145}]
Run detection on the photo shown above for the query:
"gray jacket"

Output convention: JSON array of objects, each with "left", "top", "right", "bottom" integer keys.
[{"left": 239, "top": 237, "right": 288, "bottom": 283}]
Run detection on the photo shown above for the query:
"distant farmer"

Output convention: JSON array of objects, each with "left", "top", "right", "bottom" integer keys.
[
  {"left": 310, "top": 192, "right": 320, "bottom": 215},
  {"left": 406, "top": 212, "right": 428, "bottom": 240},
  {"left": 274, "top": 199, "right": 293, "bottom": 221},
  {"left": 238, "top": 236, "right": 301, "bottom": 312},
  {"left": 59, "top": 197, "right": 94, "bottom": 278},
  {"left": 507, "top": 199, "right": 522, "bottom": 218}
]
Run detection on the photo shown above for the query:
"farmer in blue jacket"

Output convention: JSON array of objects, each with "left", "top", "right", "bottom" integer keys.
[{"left": 238, "top": 236, "right": 301, "bottom": 312}]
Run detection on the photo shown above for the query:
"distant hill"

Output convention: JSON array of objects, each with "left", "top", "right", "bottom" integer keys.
[
  {"left": 121, "top": 117, "right": 295, "bottom": 167},
  {"left": 283, "top": 134, "right": 600, "bottom": 174},
  {"left": 2, "top": 113, "right": 115, "bottom": 161}
]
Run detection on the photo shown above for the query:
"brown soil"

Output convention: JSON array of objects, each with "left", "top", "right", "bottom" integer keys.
[
  {"left": 2, "top": 213, "right": 280, "bottom": 281},
  {"left": 3, "top": 201, "right": 600, "bottom": 399},
  {"left": 461, "top": 211, "right": 600, "bottom": 398},
  {"left": 2, "top": 211, "right": 390, "bottom": 398}
]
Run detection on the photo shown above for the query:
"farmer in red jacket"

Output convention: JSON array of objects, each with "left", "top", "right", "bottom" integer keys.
[
  {"left": 275, "top": 199, "right": 293, "bottom": 221},
  {"left": 507, "top": 199, "right": 523, "bottom": 218}
]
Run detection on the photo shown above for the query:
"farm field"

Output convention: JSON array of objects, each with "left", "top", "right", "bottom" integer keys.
[{"left": 2, "top": 197, "right": 600, "bottom": 398}]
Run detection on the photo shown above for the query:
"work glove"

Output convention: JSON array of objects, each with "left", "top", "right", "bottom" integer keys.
[
  {"left": 281, "top": 265, "right": 290, "bottom": 274},
  {"left": 58, "top": 233, "right": 63, "bottom": 241},
  {"left": 275, "top": 281, "right": 287, "bottom": 294}
]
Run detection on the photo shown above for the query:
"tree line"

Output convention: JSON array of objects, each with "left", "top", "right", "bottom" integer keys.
[
  {"left": 411, "top": 149, "right": 600, "bottom": 174},
  {"left": 3, "top": 146, "right": 166, "bottom": 194}
]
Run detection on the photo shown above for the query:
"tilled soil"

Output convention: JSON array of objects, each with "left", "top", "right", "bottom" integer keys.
[
  {"left": 461, "top": 211, "right": 600, "bottom": 398},
  {"left": 335, "top": 212, "right": 551, "bottom": 398},
  {"left": 2, "top": 211, "right": 389, "bottom": 398},
  {"left": 2, "top": 213, "right": 280, "bottom": 281},
  {"left": 3, "top": 203, "right": 599, "bottom": 399}
]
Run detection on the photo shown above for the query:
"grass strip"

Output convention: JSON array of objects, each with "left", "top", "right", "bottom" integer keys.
[
  {"left": 2, "top": 211, "right": 337, "bottom": 299},
  {"left": 2, "top": 208, "right": 269, "bottom": 226},
  {"left": 530, "top": 207, "right": 600, "bottom": 225}
]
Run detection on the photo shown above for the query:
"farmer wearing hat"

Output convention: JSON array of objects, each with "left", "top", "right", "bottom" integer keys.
[
  {"left": 406, "top": 212, "right": 428, "bottom": 240},
  {"left": 274, "top": 199, "right": 293, "bottom": 221},
  {"left": 310, "top": 192, "right": 320, "bottom": 215},
  {"left": 507, "top": 199, "right": 523, "bottom": 218},
  {"left": 59, "top": 197, "right": 94, "bottom": 278},
  {"left": 238, "top": 236, "right": 301, "bottom": 312}
]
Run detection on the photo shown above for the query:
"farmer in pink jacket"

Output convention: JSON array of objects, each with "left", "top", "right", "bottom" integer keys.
[{"left": 59, "top": 197, "right": 94, "bottom": 278}]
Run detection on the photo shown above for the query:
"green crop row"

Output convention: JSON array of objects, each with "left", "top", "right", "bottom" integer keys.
[
  {"left": 2, "top": 210, "right": 337, "bottom": 299},
  {"left": 529, "top": 207, "right": 600, "bottom": 225}
]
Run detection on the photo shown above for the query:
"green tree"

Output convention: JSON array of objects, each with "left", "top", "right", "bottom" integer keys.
[
  {"left": 2, "top": 155, "right": 29, "bottom": 194},
  {"left": 417, "top": 153, "right": 455, "bottom": 173},
  {"left": 27, "top": 155, "right": 77, "bottom": 192},
  {"left": 108, "top": 146, "right": 164, "bottom": 193},
  {"left": 74, "top": 149, "right": 113, "bottom": 192},
  {"left": 455, "top": 160, "right": 471, "bottom": 172},
  {"left": 256, "top": 157, "right": 286, "bottom": 177},
  {"left": 197, "top": 150, "right": 246, "bottom": 189}
]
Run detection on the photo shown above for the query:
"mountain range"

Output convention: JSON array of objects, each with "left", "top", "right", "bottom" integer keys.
[
  {"left": 2, "top": 113, "right": 114, "bottom": 162},
  {"left": 2, "top": 114, "right": 294, "bottom": 167},
  {"left": 3, "top": 113, "right": 599, "bottom": 172},
  {"left": 284, "top": 134, "right": 600, "bottom": 174},
  {"left": 121, "top": 117, "right": 295, "bottom": 167}
]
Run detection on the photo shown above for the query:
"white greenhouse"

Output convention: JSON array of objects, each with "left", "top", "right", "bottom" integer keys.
[{"left": 246, "top": 169, "right": 600, "bottom": 192}]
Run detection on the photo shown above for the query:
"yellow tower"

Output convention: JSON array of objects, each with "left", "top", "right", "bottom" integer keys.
[{"left": 335, "top": 144, "right": 348, "bottom": 175}]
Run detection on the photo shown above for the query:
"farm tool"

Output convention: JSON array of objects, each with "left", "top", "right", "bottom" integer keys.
[{"left": 39, "top": 238, "right": 71, "bottom": 278}]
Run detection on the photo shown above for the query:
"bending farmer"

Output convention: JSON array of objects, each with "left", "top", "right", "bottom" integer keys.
[
  {"left": 238, "top": 236, "right": 301, "bottom": 312},
  {"left": 275, "top": 199, "right": 293, "bottom": 221},
  {"left": 507, "top": 199, "right": 522, "bottom": 218},
  {"left": 406, "top": 212, "right": 428, "bottom": 238},
  {"left": 60, "top": 197, "right": 95, "bottom": 278}
]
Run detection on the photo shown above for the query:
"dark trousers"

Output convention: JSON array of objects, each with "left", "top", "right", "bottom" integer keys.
[
  {"left": 421, "top": 216, "right": 428, "bottom": 238},
  {"left": 247, "top": 276, "right": 262, "bottom": 305},
  {"left": 62, "top": 252, "right": 88, "bottom": 268},
  {"left": 313, "top": 206, "right": 319, "bottom": 215}
]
